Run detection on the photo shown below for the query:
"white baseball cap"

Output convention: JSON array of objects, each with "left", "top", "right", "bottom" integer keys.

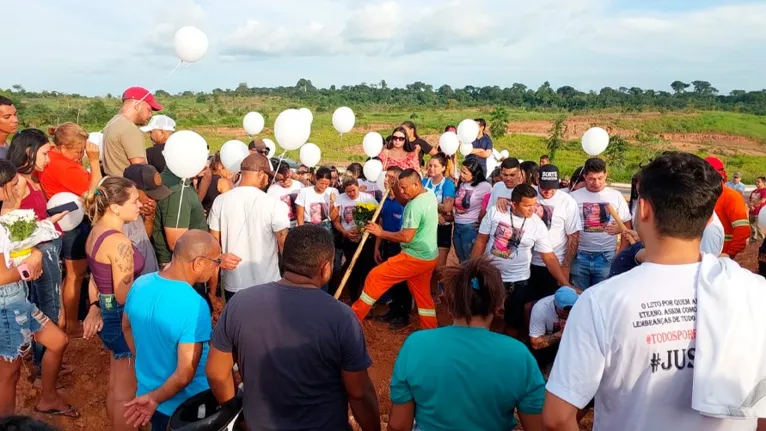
[{"left": 139, "top": 115, "right": 176, "bottom": 133}]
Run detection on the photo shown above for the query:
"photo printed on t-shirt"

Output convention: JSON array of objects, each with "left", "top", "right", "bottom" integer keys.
[
  {"left": 582, "top": 202, "right": 610, "bottom": 232},
  {"left": 537, "top": 204, "right": 554, "bottom": 230},
  {"left": 491, "top": 221, "right": 524, "bottom": 259}
]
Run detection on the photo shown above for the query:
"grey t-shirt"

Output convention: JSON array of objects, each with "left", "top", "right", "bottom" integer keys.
[
  {"left": 211, "top": 281, "right": 371, "bottom": 430},
  {"left": 0, "top": 145, "right": 8, "bottom": 160},
  {"left": 124, "top": 217, "right": 159, "bottom": 275}
]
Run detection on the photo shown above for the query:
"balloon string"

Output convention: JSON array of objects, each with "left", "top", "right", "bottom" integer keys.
[
  {"left": 271, "top": 150, "right": 287, "bottom": 186},
  {"left": 100, "top": 60, "right": 185, "bottom": 134},
  {"left": 175, "top": 181, "right": 186, "bottom": 229}
]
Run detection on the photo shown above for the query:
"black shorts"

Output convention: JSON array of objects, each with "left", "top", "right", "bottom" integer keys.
[
  {"left": 437, "top": 224, "right": 453, "bottom": 249},
  {"left": 503, "top": 279, "right": 530, "bottom": 329},
  {"left": 61, "top": 221, "right": 91, "bottom": 261},
  {"left": 529, "top": 264, "right": 559, "bottom": 301}
]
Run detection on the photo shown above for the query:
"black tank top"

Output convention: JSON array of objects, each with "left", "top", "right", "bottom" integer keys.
[{"left": 202, "top": 175, "right": 221, "bottom": 214}]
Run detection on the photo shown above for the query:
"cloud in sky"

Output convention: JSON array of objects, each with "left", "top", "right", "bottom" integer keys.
[{"left": 2, "top": 0, "right": 765, "bottom": 95}]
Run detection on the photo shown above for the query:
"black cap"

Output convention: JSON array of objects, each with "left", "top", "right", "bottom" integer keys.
[
  {"left": 539, "top": 164, "right": 561, "bottom": 190},
  {"left": 123, "top": 164, "right": 172, "bottom": 200}
]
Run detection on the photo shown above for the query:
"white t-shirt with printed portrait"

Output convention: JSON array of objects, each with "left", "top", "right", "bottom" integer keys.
[
  {"left": 528, "top": 295, "right": 565, "bottom": 338},
  {"left": 478, "top": 207, "right": 553, "bottom": 282},
  {"left": 267, "top": 180, "right": 304, "bottom": 228},
  {"left": 454, "top": 181, "right": 492, "bottom": 225},
  {"left": 546, "top": 262, "right": 757, "bottom": 431},
  {"left": 488, "top": 182, "right": 514, "bottom": 209},
  {"left": 295, "top": 186, "right": 339, "bottom": 225},
  {"left": 531, "top": 190, "right": 582, "bottom": 266},
  {"left": 333, "top": 192, "right": 378, "bottom": 232},
  {"left": 570, "top": 187, "right": 631, "bottom": 252}
]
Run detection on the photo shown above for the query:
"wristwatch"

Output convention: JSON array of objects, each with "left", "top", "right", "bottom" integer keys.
[{"left": 90, "top": 301, "right": 100, "bottom": 309}]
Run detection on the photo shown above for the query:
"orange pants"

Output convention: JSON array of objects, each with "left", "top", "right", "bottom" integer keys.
[{"left": 351, "top": 252, "right": 438, "bottom": 329}]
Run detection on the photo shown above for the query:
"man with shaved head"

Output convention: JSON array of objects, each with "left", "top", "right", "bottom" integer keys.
[
  {"left": 122, "top": 230, "right": 225, "bottom": 430},
  {"left": 351, "top": 168, "right": 440, "bottom": 329}
]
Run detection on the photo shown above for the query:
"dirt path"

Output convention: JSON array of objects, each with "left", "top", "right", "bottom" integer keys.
[{"left": 16, "top": 242, "right": 763, "bottom": 431}]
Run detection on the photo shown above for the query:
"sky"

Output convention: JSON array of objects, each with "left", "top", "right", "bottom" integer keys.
[{"left": 3, "top": 0, "right": 765, "bottom": 96}]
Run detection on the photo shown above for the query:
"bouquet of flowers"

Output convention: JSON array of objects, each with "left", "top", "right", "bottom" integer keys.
[
  {"left": 0, "top": 209, "right": 61, "bottom": 267},
  {"left": 352, "top": 202, "right": 378, "bottom": 239}
]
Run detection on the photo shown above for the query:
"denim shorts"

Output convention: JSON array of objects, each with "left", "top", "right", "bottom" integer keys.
[
  {"left": 61, "top": 221, "right": 91, "bottom": 260},
  {"left": 0, "top": 282, "right": 48, "bottom": 362},
  {"left": 97, "top": 294, "right": 132, "bottom": 360}
]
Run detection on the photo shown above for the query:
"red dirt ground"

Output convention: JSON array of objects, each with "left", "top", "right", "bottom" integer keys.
[{"left": 14, "top": 242, "right": 763, "bottom": 431}]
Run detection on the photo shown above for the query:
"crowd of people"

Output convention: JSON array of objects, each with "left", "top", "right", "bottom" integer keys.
[{"left": 1, "top": 88, "right": 766, "bottom": 431}]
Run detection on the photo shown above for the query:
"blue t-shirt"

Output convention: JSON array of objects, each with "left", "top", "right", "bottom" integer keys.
[
  {"left": 390, "top": 326, "right": 545, "bottom": 431},
  {"left": 608, "top": 241, "right": 645, "bottom": 278},
  {"left": 380, "top": 195, "right": 405, "bottom": 233},
  {"left": 466, "top": 134, "right": 493, "bottom": 173},
  {"left": 422, "top": 177, "right": 456, "bottom": 205},
  {"left": 125, "top": 273, "right": 211, "bottom": 416}
]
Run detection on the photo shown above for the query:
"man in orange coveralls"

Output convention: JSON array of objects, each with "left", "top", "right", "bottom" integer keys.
[{"left": 705, "top": 157, "right": 750, "bottom": 258}]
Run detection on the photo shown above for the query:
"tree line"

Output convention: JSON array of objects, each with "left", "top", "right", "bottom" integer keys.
[{"left": 3, "top": 79, "right": 766, "bottom": 129}]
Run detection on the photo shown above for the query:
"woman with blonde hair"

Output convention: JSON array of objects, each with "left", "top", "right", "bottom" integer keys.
[
  {"left": 81, "top": 177, "right": 145, "bottom": 431},
  {"left": 39, "top": 123, "right": 102, "bottom": 335}
]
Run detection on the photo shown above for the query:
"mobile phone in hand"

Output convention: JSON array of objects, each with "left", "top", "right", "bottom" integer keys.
[{"left": 47, "top": 201, "right": 78, "bottom": 217}]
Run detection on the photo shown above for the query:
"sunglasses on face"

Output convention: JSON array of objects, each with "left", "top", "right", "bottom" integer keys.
[
  {"left": 392, "top": 136, "right": 405, "bottom": 142},
  {"left": 195, "top": 256, "right": 222, "bottom": 266}
]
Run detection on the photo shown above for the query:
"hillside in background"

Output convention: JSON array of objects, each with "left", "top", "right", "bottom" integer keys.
[{"left": 2, "top": 80, "right": 766, "bottom": 183}]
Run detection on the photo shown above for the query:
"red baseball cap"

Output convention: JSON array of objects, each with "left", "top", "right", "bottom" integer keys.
[
  {"left": 704, "top": 156, "right": 725, "bottom": 172},
  {"left": 122, "top": 87, "right": 163, "bottom": 111}
]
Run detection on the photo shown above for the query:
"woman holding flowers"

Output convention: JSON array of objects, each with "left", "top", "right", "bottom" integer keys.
[
  {"left": 82, "top": 177, "right": 144, "bottom": 431},
  {"left": 7, "top": 129, "right": 68, "bottom": 385},
  {"left": 331, "top": 175, "right": 378, "bottom": 300},
  {"left": 0, "top": 160, "right": 78, "bottom": 418},
  {"left": 39, "top": 123, "right": 102, "bottom": 336}
]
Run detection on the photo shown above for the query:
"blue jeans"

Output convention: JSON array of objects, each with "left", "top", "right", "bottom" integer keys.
[
  {"left": 97, "top": 295, "right": 132, "bottom": 360},
  {"left": 30, "top": 239, "right": 63, "bottom": 369},
  {"left": 453, "top": 223, "right": 478, "bottom": 262},
  {"left": 0, "top": 282, "right": 46, "bottom": 362},
  {"left": 570, "top": 250, "right": 616, "bottom": 290}
]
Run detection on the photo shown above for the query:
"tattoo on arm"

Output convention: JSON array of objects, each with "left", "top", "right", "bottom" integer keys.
[
  {"left": 116, "top": 242, "right": 132, "bottom": 273},
  {"left": 564, "top": 233, "right": 579, "bottom": 267},
  {"left": 531, "top": 332, "right": 563, "bottom": 350}
]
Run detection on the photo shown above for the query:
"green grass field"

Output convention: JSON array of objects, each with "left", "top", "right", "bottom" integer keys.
[{"left": 14, "top": 94, "right": 766, "bottom": 183}]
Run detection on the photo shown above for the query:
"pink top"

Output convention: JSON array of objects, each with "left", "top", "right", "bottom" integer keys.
[
  {"left": 380, "top": 149, "right": 420, "bottom": 172},
  {"left": 481, "top": 193, "right": 491, "bottom": 213}
]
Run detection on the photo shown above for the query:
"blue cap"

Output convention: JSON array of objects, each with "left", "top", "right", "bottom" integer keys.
[{"left": 554, "top": 287, "right": 579, "bottom": 309}]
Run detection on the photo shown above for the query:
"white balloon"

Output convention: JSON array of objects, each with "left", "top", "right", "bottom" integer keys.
[
  {"left": 299, "top": 143, "right": 321, "bottom": 168},
  {"left": 274, "top": 109, "right": 310, "bottom": 151},
  {"left": 363, "top": 159, "right": 384, "bottom": 182},
  {"left": 163, "top": 131, "right": 209, "bottom": 178},
  {"left": 173, "top": 26, "right": 209, "bottom": 63},
  {"left": 438, "top": 132, "right": 460, "bottom": 156},
  {"left": 220, "top": 140, "right": 249, "bottom": 173},
  {"left": 46, "top": 192, "right": 83, "bottom": 232},
  {"left": 332, "top": 107, "right": 355, "bottom": 134},
  {"left": 88, "top": 132, "right": 104, "bottom": 161},
  {"left": 263, "top": 139, "right": 276, "bottom": 158},
  {"left": 500, "top": 150, "right": 510, "bottom": 159},
  {"left": 582, "top": 127, "right": 610, "bottom": 156},
  {"left": 362, "top": 132, "right": 384, "bottom": 158},
  {"left": 243, "top": 112, "right": 265, "bottom": 135},
  {"left": 759, "top": 206, "right": 766, "bottom": 230},
  {"left": 459, "top": 143, "right": 474, "bottom": 156},
  {"left": 457, "top": 119, "right": 480, "bottom": 145},
  {"left": 298, "top": 108, "right": 313, "bottom": 125}
]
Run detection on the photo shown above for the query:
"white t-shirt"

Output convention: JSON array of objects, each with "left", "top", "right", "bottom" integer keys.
[
  {"left": 479, "top": 208, "right": 552, "bottom": 282},
  {"left": 267, "top": 180, "right": 304, "bottom": 227},
  {"left": 333, "top": 192, "right": 378, "bottom": 232},
  {"left": 358, "top": 179, "right": 376, "bottom": 192},
  {"left": 570, "top": 187, "right": 631, "bottom": 252},
  {"left": 531, "top": 190, "right": 581, "bottom": 267},
  {"left": 488, "top": 182, "right": 513, "bottom": 209},
  {"left": 528, "top": 295, "right": 564, "bottom": 338},
  {"left": 454, "top": 181, "right": 492, "bottom": 225},
  {"left": 208, "top": 187, "right": 290, "bottom": 293},
  {"left": 547, "top": 262, "right": 756, "bottom": 431},
  {"left": 700, "top": 212, "right": 724, "bottom": 256},
  {"left": 295, "top": 186, "right": 339, "bottom": 225},
  {"left": 0, "top": 225, "right": 13, "bottom": 268}
]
